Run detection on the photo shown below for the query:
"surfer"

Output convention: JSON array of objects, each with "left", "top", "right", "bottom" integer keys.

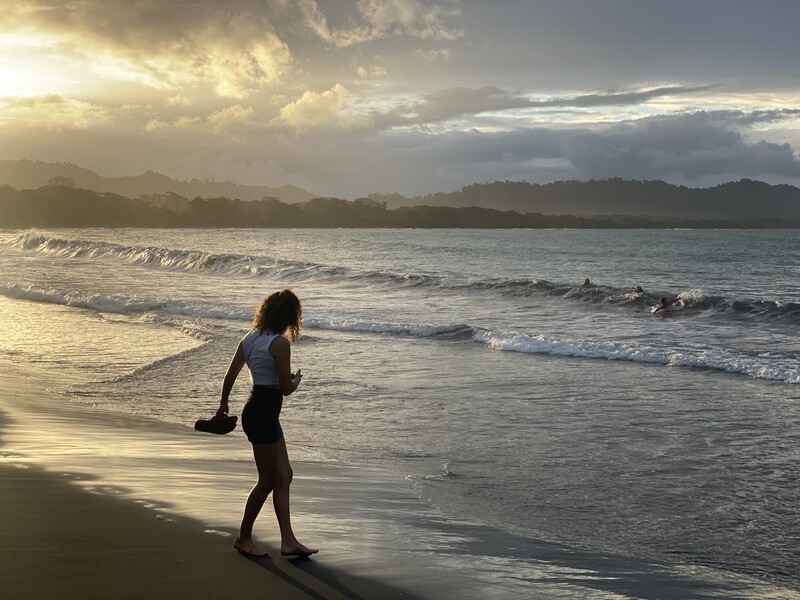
[
  {"left": 653, "top": 296, "right": 680, "bottom": 313},
  {"left": 582, "top": 278, "right": 593, "bottom": 288},
  {"left": 217, "top": 289, "right": 318, "bottom": 558},
  {"left": 626, "top": 285, "right": 645, "bottom": 300}
]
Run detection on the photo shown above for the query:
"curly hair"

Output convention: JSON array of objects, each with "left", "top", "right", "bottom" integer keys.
[{"left": 252, "top": 289, "right": 302, "bottom": 341}]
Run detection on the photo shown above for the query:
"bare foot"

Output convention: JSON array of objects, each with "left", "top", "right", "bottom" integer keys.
[
  {"left": 281, "top": 541, "right": 318, "bottom": 557},
  {"left": 234, "top": 537, "right": 268, "bottom": 557}
]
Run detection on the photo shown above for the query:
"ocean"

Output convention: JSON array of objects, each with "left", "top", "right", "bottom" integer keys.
[{"left": 1, "top": 227, "right": 798, "bottom": 598}]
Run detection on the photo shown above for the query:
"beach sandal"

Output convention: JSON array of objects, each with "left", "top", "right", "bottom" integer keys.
[{"left": 194, "top": 414, "right": 238, "bottom": 435}]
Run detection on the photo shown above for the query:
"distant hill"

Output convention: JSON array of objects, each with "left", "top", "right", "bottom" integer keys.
[
  {"left": 3, "top": 160, "right": 800, "bottom": 221},
  {"left": 371, "top": 178, "right": 800, "bottom": 220},
  {"left": 2, "top": 185, "right": 797, "bottom": 229},
  {"left": 0, "top": 160, "right": 316, "bottom": 204}
]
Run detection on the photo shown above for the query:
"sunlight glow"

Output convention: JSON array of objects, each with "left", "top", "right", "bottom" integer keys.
[
  {"left": 0, "top": 32, "right": 50, "bottom": 48},
  {"left": 0, "top": 66, "right": 77, "bottom": 97},
  {"left": 0, "top": 32, "right": 74, "bottom": 97}
]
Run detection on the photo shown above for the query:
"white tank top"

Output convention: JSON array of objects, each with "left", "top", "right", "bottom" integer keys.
[{"left": 241, "top": 330, "right": 280, "bottom": 385}]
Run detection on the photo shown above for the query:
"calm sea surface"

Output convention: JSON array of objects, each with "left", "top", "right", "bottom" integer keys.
[{"left": 1, "top": 228, "right": 798, "bottom": 592}]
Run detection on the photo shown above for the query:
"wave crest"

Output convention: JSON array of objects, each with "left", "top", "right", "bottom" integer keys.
[
  {"left": 10, "top": 233, "right": 800, "bottom": 324},
  {"left": 473, "top": 330, "right": 799, "bottom": 384},
  {"left": 1, "top": 279, "right": 796, "bottom": 384}
]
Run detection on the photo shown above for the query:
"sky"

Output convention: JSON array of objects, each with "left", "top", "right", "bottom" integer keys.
[{"left": 1, "top": 0, "right": 800, "bottom": 198}]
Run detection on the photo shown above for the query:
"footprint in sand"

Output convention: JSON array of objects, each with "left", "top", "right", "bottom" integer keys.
[{"left": 204, "top": 529, "right": 231, "bottom": 537}]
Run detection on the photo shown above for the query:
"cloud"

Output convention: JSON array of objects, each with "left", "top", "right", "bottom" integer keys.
[
  {"left": 372, "top": 87, "right": 527, "bottom": 128},
  {"left": 353, "top": 56, "right": 388, "bottom": 78},
  {"left": 3, "top": 2, "right": 800, "bottom": 198},
  {"left": 414, "top": 48, "right": 452, "bottom": 62},
  {"left": 145, "top": 104, "right": 258, "bottom": 134},
  {"left": 284, "top": 0, "right": 338, "bottom": 43},
  {"left": 207, "top": 104, "right": 258, "bottom": 133},
  {"left": 363, "top": 109, "right": 800, "bottom": 190},
  {"left": 289, "top": 110, "right": 800, "bottom": 195},
  {"left": 550, "top": 85, "right": 717, "bottom": 108},
  {"left": 354, "top": 0, "right": 463, "bottom": 40},
  {"left": 694, "top": 108, "right": 800, "bottom": 127},
  {"left": 1, "top": 1, "right": 294, "bottom": 97},
  {"left": 274, "top": 83, "right": 350, "bottom": 132},
  {"left": 5, "top": 104, "right": 798, "bottom": 199},
  {"left": 564, "top": 111, "right": 800, "bottom": 181},
  {"left": 0, "top": 1, "right": 463, "bottom": 99},
  {"left": 371, "top": 85, "right": 715, "bottom": 130},
  {"left": 286, "top": 0, "right": 463, "bottom": 47},
  {"left": 165, "top": 95, "right": 190, "bottom": 107},
  {"left": 0, "top": 94, "right": 109, "bottom": 129},
  {"left": 416, "top": 86, "right": 530, "bottom": 121}
]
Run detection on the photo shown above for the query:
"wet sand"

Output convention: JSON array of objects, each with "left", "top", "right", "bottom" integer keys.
[
  {"left": 3, "top": 365, "right": 798, "bottom": 600},
  {"left": 0, "top": 368, "right": 418, "bottom": 600},
  {"left": 0, "top": 463, "right": 416, "bottom": 600}
]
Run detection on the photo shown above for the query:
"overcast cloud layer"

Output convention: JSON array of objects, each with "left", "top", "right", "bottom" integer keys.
[{"left": 1, "top": 0, "right": 799, "bottom": 197}]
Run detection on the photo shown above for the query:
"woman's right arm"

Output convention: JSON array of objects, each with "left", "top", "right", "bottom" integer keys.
[
  {"left": 217, "top": 342, "right": 245, "bottom": 417},
  {"left": 271, "top": 336, "right": 302, "bottom": 396}
]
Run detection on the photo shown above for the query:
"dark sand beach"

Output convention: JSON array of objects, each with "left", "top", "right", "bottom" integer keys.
[
  {"left": 0, "top": 368, "right": 419, "bottom": 600},
  {"left": 3, "top": 365, "right": 798, "bottom": 600},
  {"left": 0, "top": 463, "right": 416, "bottom": 600}
]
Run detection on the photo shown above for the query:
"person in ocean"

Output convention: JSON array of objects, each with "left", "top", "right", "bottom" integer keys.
[
  {"left": 582, "top": 278, "right": 593, "bottom": 288},
  {"left": 626, "top": 285, "right": 645, "bottom": 300},
  {"left": 216, "top": 288, "right": 318, "bottom": 558},
  {"left": 653, "top": 296, "right": 680, "bottom": 313}
]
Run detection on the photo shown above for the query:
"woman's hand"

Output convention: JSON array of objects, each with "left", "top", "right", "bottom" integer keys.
[{"left": 215, "top": 400, "right": 229, "bottom": 419}]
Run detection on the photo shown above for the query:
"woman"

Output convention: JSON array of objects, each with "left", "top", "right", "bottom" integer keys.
[{"left": 217, "top": 289, "right": 318, "bottom": 558}]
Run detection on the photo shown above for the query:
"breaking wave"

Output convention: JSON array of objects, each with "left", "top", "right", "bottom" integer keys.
[
  {"left": 1, "top": 280, "right": 796, "bottom": 383},
  {"left": 8, "top": 232, "right": 800, "bottom": 324}
]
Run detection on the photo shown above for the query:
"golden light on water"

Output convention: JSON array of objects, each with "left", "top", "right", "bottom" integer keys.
[{"left": 0, "top": 295, "right": 200, "bottom": 384}]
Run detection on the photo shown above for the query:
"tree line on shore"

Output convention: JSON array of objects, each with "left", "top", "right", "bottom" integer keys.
[
  {"left": 1, "top": 184, "right": 797, "bottom": 229},
  {"left": 372, "top": 178, "right": 800, "bottom": 219}
]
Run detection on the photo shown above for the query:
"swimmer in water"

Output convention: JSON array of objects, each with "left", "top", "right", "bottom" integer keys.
[{"left": 653, "top": 296, "right": 680, "bottom": 313}]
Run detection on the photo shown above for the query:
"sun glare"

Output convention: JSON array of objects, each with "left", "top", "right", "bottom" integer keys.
[
  {"left": 0, "top": 65, "right": 71, "bottom": 97},
  {"left": 0, "top": 32, "right": 71, "bottom": 97},
  {"left": 0, "top": 32, "right": 47, "bottom": 47}
]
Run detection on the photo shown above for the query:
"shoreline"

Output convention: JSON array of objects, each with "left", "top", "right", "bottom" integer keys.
[
  {"left": 0, "top": 366, "right": 529, "bottom": 599},
  {"left": 3, "top": 365, "right": 799, "bottom": 599},
  {"left": 0, "top": 463, "right": 420, "bottom": 600},
  {"left": 0, "top": 371, "right": 426, "bottom": 600}
]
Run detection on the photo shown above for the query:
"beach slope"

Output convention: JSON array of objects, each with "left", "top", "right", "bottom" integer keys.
[{"left": 0, "top": 462, "right": 415, "bottom": 600}]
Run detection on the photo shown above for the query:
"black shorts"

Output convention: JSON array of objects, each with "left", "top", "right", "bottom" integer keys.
[{"left": 241, "top": 386, "right": 284, "bottom": 444}]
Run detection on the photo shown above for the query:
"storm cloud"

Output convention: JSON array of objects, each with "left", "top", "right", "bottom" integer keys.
[{"left": 565, "top": 112, "right": 800, "bottom": 182}]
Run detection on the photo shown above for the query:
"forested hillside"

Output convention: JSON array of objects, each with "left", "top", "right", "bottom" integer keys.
[{"left": 1, "top": 185, "right": 797, "bottom": 229}]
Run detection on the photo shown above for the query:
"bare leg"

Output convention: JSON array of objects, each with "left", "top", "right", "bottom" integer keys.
[
  {"left": 272, "top": 439, "right": 318, "bottom": 557},
  {"left": 234, "top": 444, "right": 276, "bottom": 556}
]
